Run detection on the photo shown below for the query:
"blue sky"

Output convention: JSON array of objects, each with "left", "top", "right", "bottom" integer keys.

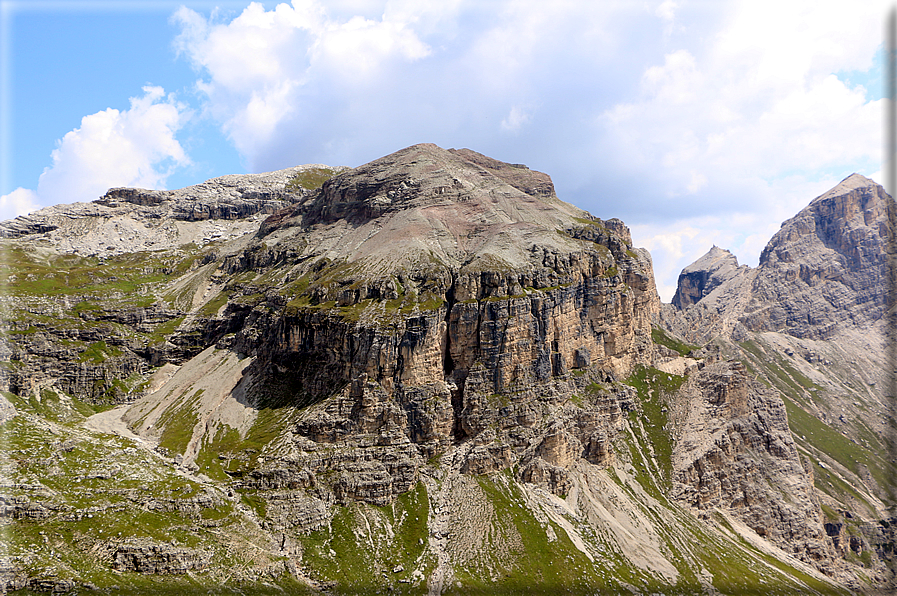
[{"left": 1, "top": 0, "right": 889, "bottom": 300}]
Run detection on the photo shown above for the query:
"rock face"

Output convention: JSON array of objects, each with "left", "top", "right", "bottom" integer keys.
[
  {"left": 211, "top": 143, "right": 658, "bottom": 502},
  {"left": 672, "top": 360, "right": 833, "bottom": 567},
  {"left": 112, "top": 542, "right": 209, "bottom": 574},
  {"left": 671, "top": 246, "right": 748, "bottom": 310},
  {"left": 0, "top": 164, "right": 343, "bottom": 254},
  {"left": 668, "top": 174, "right": 893, "bottom": 344},
  {"left": 741, "top": 173, "right": 892, "bottom": 339},
  {"left": 665, "top": 173, "right": 896, "bottom": 585}
]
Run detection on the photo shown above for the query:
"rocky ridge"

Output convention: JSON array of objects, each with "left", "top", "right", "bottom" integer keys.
[{"left": 0, "top": 146, "right": 887, "bottom": 593}]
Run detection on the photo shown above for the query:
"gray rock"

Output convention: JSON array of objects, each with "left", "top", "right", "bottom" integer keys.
[
  {"left": 671, "top": 246, "right": 749, "bottom": 310},
  {"left": 111, "top": 540, "right": 209, "bottom": 574}
]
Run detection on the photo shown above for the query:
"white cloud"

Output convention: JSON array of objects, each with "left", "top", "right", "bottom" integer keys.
[
  {"left": 594, "top": 1, "right": 887, "bottom": 297},
  {"left": 501, "top": 105, "right": 532, "bottom": 132},
  {"left": 655, "top": 0, "right": 678, "bottom": 22},
  {"left": 0, "top": 188, "right": 41, "bottom": 221},
  {"left": 3, "top": 86, "right": 190, "bottom": 221},
  {"left": 686, "top": 172, "right": 707, "bottom": 194},
  {"left": 171, "top": 0, "right": 654, "bottom": 170},
  {"left": 642, "top": 49, "right": 700, "bottom": 105},
  {"left": 601, "top": 1, "right": 884, "bottom": 195},
  {"left": 173, "top": 0, "right": 435, "bottom": 170}
]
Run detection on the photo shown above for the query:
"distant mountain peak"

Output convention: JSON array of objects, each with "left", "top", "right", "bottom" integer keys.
[
  {"left": 671, "top": 172, "right": 893, "bottom": 342},
  {"left": 810, "top": 172, "right": 879, "bottom": 205},
  {"left": 680, "top": 245, "right": 738, "bottom": 275},
  {"left": 671, "top": 245, "right": 744, "bottom": 309}
]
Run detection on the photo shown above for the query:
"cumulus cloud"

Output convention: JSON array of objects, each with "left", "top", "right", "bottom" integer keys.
[
  {"left": 501, "top": 105, "right": 532, "bottom": 132},
  {"left": 171, "top": 1, "right": 657, "bottom": 170},
  {"left": 0, "top": 188, "right": 41, "bottom": 220},
  {"left": 1, "top": 86, "right": 190, "bottom": 222},
  {"left": 173, "top": 0, "right": 436, "bottom": 170},
  {"left": 598, "top": 0, "right": 886, "bottom": 297}
]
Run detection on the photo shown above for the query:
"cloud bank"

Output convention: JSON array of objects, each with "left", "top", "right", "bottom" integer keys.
[{"left": 171, "top": 0, "right": 885, "bottom": 300}]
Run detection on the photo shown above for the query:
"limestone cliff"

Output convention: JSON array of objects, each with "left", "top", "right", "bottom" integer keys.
[
  {"left": 667, "top": 174, "right": 893, "bottom": 346},
  {"left": 672, "top": 360, "right": 834, "bottom": 569},
  {"left": 743, "top": 173, "right": 892, "bottom": 340},
  {"left": 671, "top": 246, "right": 749, "bottom": 310},
  {"left": 132, "top": 143, "right": 661, "bottom": 503}
]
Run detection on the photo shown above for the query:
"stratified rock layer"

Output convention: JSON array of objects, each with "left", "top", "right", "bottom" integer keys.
[
  {"left": 742, "top": 174, "right": 892, "bottom": 339},
  {"left": 214, "top": 144, "right": 659, "bottom": 502},
  {"left": 671, "top": 246, "right": 747, "bottom": 310},
  {"left": 668, "top": 174, "right": 894, "bottom": 344},
  {"left": 664, "top": 173, "right": 896, "bottom": 587},
  {"left": 673, "top": 361, "right": 834, "bottom": 567},
  {"left": 1, "top": 145, "right": 875, "bottom": 593}
]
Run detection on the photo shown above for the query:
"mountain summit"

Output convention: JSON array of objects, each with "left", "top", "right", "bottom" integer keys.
[
  {"left": 258, "top": 143, "right": 644, "bottom": 282},
  {"left": 745, "top": 173, "right": 891, "bottom": 340},
  {"left": 671, "top": 245, "right": 746, "bottom": 309}
]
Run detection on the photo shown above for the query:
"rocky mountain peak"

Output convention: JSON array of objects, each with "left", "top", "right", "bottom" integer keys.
[
  {"left": 759, "top": 172, "right": 888, "bottom": 270},
  {"left": 257, "top": 143, "right": 640, "bottom": 280},
  {"left": 746, "top": 173, "right": 892, "bottom": 339},
  {"left": 808, "top": 172, "right": 878, "bottom": 206},
  {"left": 668, "top": 173, "right": 894, "bottom": 341},
  {"left": 671, "top": 245, "right": 746, "bottom": 310},
  {"left": 269, "top": 143, "right": 565, "bottom": 230},
  {"left": 311, "top": 143, "right": 558, "bottom": 220}
]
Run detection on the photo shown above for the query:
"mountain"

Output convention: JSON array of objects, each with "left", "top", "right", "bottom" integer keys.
[
  {"left": 663, "top": 172, "right": 897, "bottom": 584},
  {"left": 0, "top": 146, "right": 892, "bottom": 594}
]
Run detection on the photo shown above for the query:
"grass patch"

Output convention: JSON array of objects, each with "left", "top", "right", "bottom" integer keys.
[
  {"left": 77, "top": 341, "right": 123, "bottom": 363},
  {"left": 445, "top": 476, "right": 604, "bottom": 594},
  {"left": 195, "top": 407, "right": 298, "bottom": 479},
  {"left": 783, "top": 395, "right": 895, "bottom": 501},
  {"left": 200, "top": 501, "right": 234, "bottom": 521},
  {"left": 156, "top": 390, "right": 204, "bottom": 456},
  {"left": 623, "top": 365, "right": 684, "bottom": 491},
  {"left": 652, "top": 327, "right": 700, "bottom": 356},
  {"left": 197, "top": 290, "right": 230, "bottom": 316},
  {"left": 286, "top": 167, "right": 339, "bottom": 191},
  {"left": 298, "top": 482, "right": 433, "bottom": 594},
  {"left": 0, "top": 247, "right": 172, "bottom": 296}
]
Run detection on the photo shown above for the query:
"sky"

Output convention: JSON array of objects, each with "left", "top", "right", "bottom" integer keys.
[{"left": 1, "top": 0, "right": 890, "bottom": 301}]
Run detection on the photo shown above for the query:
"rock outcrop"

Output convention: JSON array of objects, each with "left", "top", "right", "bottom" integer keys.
[
  {"left": 742, "top": 174, "right": 893, "bottom": 339},
  {"left": 112, "top": 541, "right": 209, "bottom": 574},
  {"left": 664, "top": 173, "right": 896, "bottom": 585},
  {"left": 671, "top": 246, "right": 749, "bottom": 310},
  {"left": 194, "top": 144, "right": 657, "bottom": 502},
  {"left": 672, "top": 360, "right": 834, "bottom": 567},
  {"left": 668, "top": 174, "right": 894, "bottom": 344},
  {"left": 0, "top": 164, "right": 343, "bottom": 254}
]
